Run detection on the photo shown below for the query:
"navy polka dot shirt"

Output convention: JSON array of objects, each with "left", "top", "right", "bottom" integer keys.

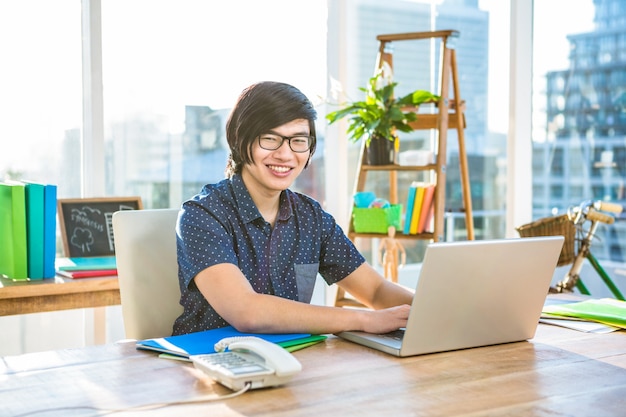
[{"left": 172, "top": 174, "right": 365, "bottom": 335}]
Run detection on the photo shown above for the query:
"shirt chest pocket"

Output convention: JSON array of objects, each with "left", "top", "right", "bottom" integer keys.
[{"left": 294, "top": 263, "right": 320, "bottom": 303}]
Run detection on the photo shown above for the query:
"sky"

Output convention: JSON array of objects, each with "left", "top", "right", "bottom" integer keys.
[{"left": 533, "top": 0, "right": 595, "bottom": 75}]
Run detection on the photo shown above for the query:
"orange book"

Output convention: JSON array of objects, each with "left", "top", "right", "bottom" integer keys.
[{"left": 417, "top": 185, "right": 435, "bottom": 233}]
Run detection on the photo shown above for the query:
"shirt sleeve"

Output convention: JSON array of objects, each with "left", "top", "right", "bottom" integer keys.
[{"left": 176, "top": 200, "right": 239, "bottom": 289}]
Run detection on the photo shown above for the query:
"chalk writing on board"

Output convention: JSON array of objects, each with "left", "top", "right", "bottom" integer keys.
[
  {"left": 58, "top": 197, "right": 142, "bottom": 257},
  {"left": 69, "top": 204, "right": 135, "bottom": 254}
]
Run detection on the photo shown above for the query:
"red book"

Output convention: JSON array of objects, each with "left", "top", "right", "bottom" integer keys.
[
  {"left": 56, "top": 269, "right": 118, "bottom": 279},
  {"left": 421, "top": 200, "right": 435, "bottom": 233}
]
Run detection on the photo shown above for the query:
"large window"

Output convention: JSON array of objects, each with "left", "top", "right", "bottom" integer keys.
[
  {"left": 0, "top": 0, "right": 329, "bottom": 356},
  {"left": 327, "top": 0, "right": 510, "bottom": 267},
  {"left": 0, "top": 1, "right": 82, "bottom": 194},
  {"left": 0, "top": 1, "right": 84, "bottom": 355},
  {"left": 101, "top": 0, "right": 328, "bottom": 210},
  {"left": 532, "top": 0, "right": 626, "bottom": 295}
]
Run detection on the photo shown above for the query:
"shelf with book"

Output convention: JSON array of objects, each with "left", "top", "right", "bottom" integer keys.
[{"left": 347, "top": 174, "right": 438, "bottom": 242}]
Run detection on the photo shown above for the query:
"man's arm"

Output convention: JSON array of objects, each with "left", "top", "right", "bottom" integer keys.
[
  {"left": 337, "top": 263, "right": 414, "bottom": 309},
  {"left": 194, "top": 263, "right": 412, "bottom": 335}
]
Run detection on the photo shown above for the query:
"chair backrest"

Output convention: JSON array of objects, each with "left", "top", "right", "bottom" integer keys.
[{"left": 112, "top": 208, "right": 183, "bottom": 340}]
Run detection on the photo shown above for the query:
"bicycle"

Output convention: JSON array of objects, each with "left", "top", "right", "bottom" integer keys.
[{"left": 517, "top": 200, "right": 625, "bottom": 301}]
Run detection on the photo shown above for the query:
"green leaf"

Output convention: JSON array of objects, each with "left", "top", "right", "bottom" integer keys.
[{"left": 325, "top": 72, "right": 438, "bottom": 144}]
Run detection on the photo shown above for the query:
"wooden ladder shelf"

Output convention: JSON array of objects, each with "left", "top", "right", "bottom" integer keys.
[{"left": 335, "top": 29, "right": 475, "bottom": 307}]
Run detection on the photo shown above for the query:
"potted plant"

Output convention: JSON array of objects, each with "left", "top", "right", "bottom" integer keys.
[{"left": 326, "top": 64, "right": 439, "bottom": 165}]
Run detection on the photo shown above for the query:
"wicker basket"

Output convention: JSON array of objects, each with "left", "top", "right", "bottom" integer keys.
[
  {"left": 352, "top": 204, "right": 402, "bottom": 234},
  {"left": 515, "top": 214, "right": 576, "bottom": 266}
]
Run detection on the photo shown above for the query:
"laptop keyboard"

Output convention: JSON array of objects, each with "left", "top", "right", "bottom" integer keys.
[{"left": 381, "top": 328, "right": 405, "bottom": 341}]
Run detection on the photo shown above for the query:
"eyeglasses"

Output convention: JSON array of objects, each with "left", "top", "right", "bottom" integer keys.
[{"left": 258, "top": 134, "right": 314, "bottom": 153}]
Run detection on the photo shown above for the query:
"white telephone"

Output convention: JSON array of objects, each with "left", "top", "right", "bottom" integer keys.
[{"left": 190, "top": 336, "right": 302, "bottom": 391}]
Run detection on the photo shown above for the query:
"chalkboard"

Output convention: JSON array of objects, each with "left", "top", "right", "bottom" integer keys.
[{"left": 58, "top": 197, "right": 143, "bottom": 257}]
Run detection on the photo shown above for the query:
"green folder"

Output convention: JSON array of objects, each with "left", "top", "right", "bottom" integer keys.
[
  {"left": 542, "top": 298, "right": 626, "bottom": 329},
  {"left": 0, "top": 182, "right": 28, "bottom": 280},
  {"left": 279, "top": 335, "right": 327, "bottom": 352}
]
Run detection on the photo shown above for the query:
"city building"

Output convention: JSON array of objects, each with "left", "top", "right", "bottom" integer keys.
[{"left": 537, "top": 0, "right": 625, "bottom": 261}]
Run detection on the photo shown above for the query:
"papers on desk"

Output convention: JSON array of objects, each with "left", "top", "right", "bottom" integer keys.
[
  {"left": 137, "top": 325, "right": 327, "bottom": 359},
  {"left": 539, "top": 317, "right": 619, "bottom": 333},
  {"left": 541, "top": 298, "right": 626, "bottom": 333}
]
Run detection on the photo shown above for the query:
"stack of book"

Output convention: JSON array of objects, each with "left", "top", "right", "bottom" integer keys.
[
  {"left": 55, "top": 256, "right": 118, "bottom": 279},
  {"left": 403, "top": 182, "right": 436, "bottom": 235},
  {"left": 0, "top": 181, "right": 57, "bottom": 280}
]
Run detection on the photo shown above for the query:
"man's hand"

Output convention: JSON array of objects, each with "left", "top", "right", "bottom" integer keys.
[{"left": 359, "top": 304, "right": 411, "bottom": 334}]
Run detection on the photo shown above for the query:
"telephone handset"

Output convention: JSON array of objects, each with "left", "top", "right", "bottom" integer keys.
[{"left": 190, "top": 336, "right": 302, "bottom": 391}]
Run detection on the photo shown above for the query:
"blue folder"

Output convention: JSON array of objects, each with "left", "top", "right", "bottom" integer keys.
[{"left": 136, "top": 326, "right": 313, "bottom": 357}]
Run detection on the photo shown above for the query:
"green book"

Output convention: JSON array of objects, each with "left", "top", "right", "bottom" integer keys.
[
  {"left": 20, "top": 181, "right": 56, "bottom": 279},
  {"left": 24, "top": 182, "right": 45, "bottom": 279},
  {"left": 0, "top": 182, "right": 28, "bottom": 280}
]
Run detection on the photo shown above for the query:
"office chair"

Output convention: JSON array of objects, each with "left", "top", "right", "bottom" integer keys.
[{"left": 112, "top": 208, "right": 184, "bottom": 340}]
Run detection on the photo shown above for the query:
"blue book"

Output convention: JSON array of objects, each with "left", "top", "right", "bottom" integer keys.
[
  {"left": 22, "top": 181, "right": 57, "bottom": 279},
  {"left": 43, "top": 184, "right": 57, "bottom": 278},
  {"left": 403, "top": 184, "right": 417, "bottom": 235},
  {"left": 56, "top": 256, "right": 117, "bottom": 271},
  {"left": 136, "top": 326, "right": 313, "bottom": 358}
]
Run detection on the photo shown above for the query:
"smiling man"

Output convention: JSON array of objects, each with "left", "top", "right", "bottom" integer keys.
[{"left": 173, "top": 81, "right": 413, "bottom": 336}]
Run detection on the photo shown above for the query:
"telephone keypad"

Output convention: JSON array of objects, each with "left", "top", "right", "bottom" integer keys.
[{"left": 193, "top": 352, "right": 272, "bottom": 376}]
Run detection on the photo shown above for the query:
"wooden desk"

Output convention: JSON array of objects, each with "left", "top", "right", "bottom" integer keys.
[
  {"left": 0, "top": 275, "right": 120, "bottom": 316},
  {"left": 2, "top": 324, "right": 625, "bottom": 416}
]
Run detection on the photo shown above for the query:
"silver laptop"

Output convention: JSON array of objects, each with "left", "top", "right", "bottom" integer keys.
[{"left": 337, "top": 236, "right": 564, "bottom": 357}]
